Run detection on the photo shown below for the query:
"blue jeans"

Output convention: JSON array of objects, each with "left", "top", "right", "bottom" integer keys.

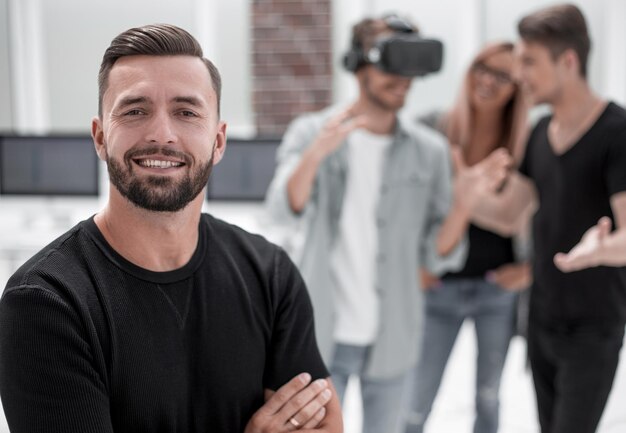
[
  {"left": 404, "top": 278, "right": 517, "bottom": 433},
  {"left": 330, "top": 343, "right": 408, "bottom": 433}
]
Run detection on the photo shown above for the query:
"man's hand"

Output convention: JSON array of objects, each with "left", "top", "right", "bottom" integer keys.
[
  {"left": 554, "top": 217, "right": 612, "bottom": 272},
  {"left": 309, "top": 107, "right": 367, "bottom": 160},
  {"left": 287, "top": 107, "right": 367, "bottom": 213},
  {"left": 419, "top": 268, "right": 441, "bottom": 290},
  {"left": 244, "top": 373, "right": 333, "bottom": 433},
  {"left": 452, "top": 147, "right": 513, "bottom": 215}
]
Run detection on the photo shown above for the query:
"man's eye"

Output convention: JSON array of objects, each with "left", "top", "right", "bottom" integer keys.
[
  {"left": 180, "top": 110, "right": 197, "bottom": 117},
  {"left": 125, "top": 109, "right": 144, "bottom": 116}
]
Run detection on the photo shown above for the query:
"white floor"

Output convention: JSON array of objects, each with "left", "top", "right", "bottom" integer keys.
[{"left": 342, "top": 322, "right": 626, "bottom": 433}]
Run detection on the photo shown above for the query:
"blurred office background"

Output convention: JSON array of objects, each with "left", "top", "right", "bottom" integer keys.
[{"left": 1, "top": 0, "right": 625, "bottom": 432}]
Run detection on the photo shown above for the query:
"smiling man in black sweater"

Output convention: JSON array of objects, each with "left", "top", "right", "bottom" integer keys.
[{"left": 0, "top": 24, "right": 342, "bottom": 433}]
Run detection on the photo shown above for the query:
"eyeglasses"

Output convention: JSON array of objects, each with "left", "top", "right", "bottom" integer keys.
[{"left": 472, "top": 62, "right": 513, "bottom": 86}]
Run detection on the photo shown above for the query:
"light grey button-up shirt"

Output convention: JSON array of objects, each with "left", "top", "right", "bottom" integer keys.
[{"left": 264, "top": 106, "right": 467, "bottom": 379}]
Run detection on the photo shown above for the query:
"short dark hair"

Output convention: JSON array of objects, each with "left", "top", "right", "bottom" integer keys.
[
  {"left": 98, "top": 23, "right": 222, "bottom": 116},
  {"left": 518, "top": 3, "right": 590, "bottom": 77},
  {"left": 350, "top": 14, "right": 419, "bottom": 53}
]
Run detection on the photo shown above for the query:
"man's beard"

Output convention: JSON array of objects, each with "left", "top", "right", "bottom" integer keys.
[
  {"left": 107, "top": 145, "right": 214, "bottom": 212},
  {"left": 363, "top": 76, "right": 405, "bottom": 112}
]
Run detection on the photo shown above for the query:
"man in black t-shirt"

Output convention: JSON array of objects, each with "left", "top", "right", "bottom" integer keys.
[
  {"left": 464, "top": 4, "right": 626, "bottom": 433},
  {"left": 0, "top": 24, "right": 342, "bottom": 433}
]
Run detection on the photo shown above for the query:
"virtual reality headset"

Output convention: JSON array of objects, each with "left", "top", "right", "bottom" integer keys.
[{"left": 344, "top": 34, "right": 444, "bottom": 77}]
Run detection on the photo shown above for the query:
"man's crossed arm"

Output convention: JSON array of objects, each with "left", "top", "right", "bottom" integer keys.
[{"left": 245, "top": 373, "right": 342, "bottom": 433}]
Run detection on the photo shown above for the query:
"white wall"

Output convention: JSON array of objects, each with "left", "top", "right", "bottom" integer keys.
[
  {"left": 0, "top": 0, "right": 12, "bottom": 132},
  {"left": 2, "top": 0, "right": 253, "bottom": 136},
  {"left": 333, "top": 0, "right": 626, "bottom": 118},
  {"left": 1, "top": 0, "right": 625, "bottom": 134}
]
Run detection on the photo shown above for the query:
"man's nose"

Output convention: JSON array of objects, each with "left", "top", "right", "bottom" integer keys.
[{"left": 145, "top": 110, "right": 177, "bottom": 144}]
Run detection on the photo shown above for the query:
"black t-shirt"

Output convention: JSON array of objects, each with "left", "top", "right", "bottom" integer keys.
[
  {"left": 0, "top": 214, "right": 328, "bottom": 433},
  {"left": 444, "top": 224, "right": 514, "bottom": 279},
  {"left": 519, "top": 102, "right": 626, "bottom": 328}
]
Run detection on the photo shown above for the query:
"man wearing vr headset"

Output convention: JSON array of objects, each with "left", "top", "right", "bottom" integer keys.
[{"left": 266, "top": 14, "right": 509, "bottom": 433}]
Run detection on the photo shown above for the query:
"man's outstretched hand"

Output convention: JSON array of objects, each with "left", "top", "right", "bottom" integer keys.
[{"left": 554, "top": 217, "right": 612, "bottom": 272}]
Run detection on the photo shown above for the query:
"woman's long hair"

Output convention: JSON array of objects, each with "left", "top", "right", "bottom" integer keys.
[{"left": 442, "top": 42, "right": 529, "bottom": 164}]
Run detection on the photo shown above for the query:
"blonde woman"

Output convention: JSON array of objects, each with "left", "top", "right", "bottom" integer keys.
[{"left": 405, "top": 42, "right": 530, "bottom": 433}]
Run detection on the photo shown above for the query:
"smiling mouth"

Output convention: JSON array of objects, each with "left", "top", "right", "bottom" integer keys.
[
  {"left": 389, "top": 86, "right": 409, "bottom": 97},
  {"left": 133, "top": 158, "right": 185, "bottom": 169}
]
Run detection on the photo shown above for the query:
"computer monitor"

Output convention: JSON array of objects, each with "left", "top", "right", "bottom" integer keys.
[
  {"left": 207, "top": 137, "right": 281, "bottom": 201},
  {"left": 0, "top": 135, "right": 279, "bottom": 200},
  {"left": 0, "top": 135, "right": 99, "bottom": 196}
]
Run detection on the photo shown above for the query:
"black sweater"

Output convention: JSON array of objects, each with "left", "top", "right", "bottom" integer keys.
[{"left": 0, "top": 214, "right": 328, "bottom": 432}]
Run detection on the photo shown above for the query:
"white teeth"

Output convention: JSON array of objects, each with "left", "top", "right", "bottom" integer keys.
[{"left": 138, "top": 159, "right": 183, "bottom": 168}]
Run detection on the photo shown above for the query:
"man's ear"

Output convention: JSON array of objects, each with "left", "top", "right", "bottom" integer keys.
[
  {"left": 211, "top": 121, "right": 228, "bottom": 165},
  {"left": 91, "top": 116, "right": 107, "bottom": 161},
  {"left": 561, "top": 48, "right": 580, "bottom": 76}
]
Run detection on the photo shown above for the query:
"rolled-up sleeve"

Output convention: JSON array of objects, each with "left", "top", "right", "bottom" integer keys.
[
  {"left": 264, "top": 115, "right": 320, "bottom": 226},
  {"left": 420, "top": 142, "right": 468, "bottom": 275}
]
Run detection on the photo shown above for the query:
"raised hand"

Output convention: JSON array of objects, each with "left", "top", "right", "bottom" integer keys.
[
  {"left": 287, "top": 107, "right": 368, "bottom": 213},
  {"left": 554, "top": 216, "right": 612, "bottom": 272},
  {"left": 244, "top": 373, "right": 333, "bottom": 433},
  {"left": 310, "top": 108, "right": 368, "bottom": 160},
  {"left": 451, "top": 146, "right": 513, "bottom": 214}
]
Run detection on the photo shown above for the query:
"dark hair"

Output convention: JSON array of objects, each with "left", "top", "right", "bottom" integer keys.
[
  {"left": 98, "top": 23, "right": 222, "bottom": 116},
  {"left": 518, "top": 3, "right": 590, "bottom": 77},
  {"left": 350, "top": 14, "right": 419, "bottom": 53}
]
